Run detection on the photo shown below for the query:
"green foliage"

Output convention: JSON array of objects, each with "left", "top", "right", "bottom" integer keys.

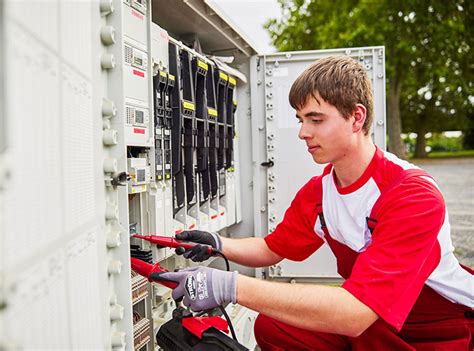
[
  {"left": 266, "top": 0, "right": 473, "bottom": 138},
  {"left": 404, "top": 133, "right": 464, "bottom": 154},
  {"left": 426, "top": 150, "right": 474, "bottom": 158},
  {"left": 429, "top": 133, "right": 463, "bottom": 152}
]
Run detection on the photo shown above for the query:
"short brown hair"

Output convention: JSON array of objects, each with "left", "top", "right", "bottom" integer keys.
[{"left": 289, "top": 55, "right": 374, "bottom": 135}]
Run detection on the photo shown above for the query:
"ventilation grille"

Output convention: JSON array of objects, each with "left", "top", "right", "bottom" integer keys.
[
  {"left": 124, "top": 45, "right": 133, "bottom": 65},
  {"left": 126, "top": 106, "right": 133, "bottom": 125}
]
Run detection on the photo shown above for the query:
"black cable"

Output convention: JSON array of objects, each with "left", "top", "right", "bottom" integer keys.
[
  {"left": 218, "top": 305, "right": 238, "bottom": 341},
  {"left": 213, "top": 249, "right": 230, "bottom": 272},
  {"left": 212, "top": 249, "right": 239, "bottom": 342}
]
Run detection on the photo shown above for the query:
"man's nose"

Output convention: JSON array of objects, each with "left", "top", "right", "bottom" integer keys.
[{"left": 298, "top": 122, "right": 310, "bottom": 140}]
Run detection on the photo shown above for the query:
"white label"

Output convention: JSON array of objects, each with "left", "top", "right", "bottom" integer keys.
[{"left": 157, "top": 200, "right": 163, "bottom": 209}]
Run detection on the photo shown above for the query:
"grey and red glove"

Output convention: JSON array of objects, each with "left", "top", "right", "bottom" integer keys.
[
  {"left": 152, "top": 266, "right": 237, "bottom": 312},
  {"left": 175, "top": 230, "right": 222, "bottom": 262}
]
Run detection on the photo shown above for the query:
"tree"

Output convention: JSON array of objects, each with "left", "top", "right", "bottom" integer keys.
[{"left": 266, "top": 0, "right": 472, "bottom": 158}]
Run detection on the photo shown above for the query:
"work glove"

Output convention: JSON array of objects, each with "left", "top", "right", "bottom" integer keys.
[
  {"left": 151, "top": 266, "right": 237, "bottom": 312},
  {"left": 175, "top": 230, "right": 222, "bottom": 262}
]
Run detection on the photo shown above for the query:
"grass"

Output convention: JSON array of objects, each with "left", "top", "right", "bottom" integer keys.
[{"left": 409, "top": 149, "right": 474, "bottom": 160}]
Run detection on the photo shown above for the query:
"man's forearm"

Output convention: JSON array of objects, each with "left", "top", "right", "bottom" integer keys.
[
  {"left": 220, "top": 237, "right": 282, "bottom": 267},
  {"left": 236, "top": 275, "right": 378, "bottom": 337}
]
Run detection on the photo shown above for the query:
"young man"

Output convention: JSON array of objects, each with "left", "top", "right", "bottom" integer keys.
[{"left": 156, "top": 56, "right": 474, "bottom": 350}]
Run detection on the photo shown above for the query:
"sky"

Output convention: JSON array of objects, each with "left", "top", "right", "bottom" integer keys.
[{"left": 209, "top": 0, "right": 282, "bottom": 54}]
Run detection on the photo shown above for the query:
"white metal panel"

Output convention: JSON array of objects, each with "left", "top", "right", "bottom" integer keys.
[
  {"left": 151, "top": 22, "right": 169, "bottom": 69},
  {"left": 4, "top": 20, "right": 62, "bottom": 269},
  {"left": 124, "top": 2, "right": 148, "bottom": 51},
  {"left": 60, "top": 0, "right": 93, "bottom": 79},
  {"left": 2, "top": 0, "right": 112, "bottom": 347},
  {"left": 255, "top": 48, "right": 386, "bottom": 279},
  {"left": 3, "top": 250, "right": 70, "bottom": 348},
  {"left": 65, "top": 230, "right": 105, "bottom": 348}
]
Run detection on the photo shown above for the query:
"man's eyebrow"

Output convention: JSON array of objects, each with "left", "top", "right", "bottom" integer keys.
[
  {"left": 304, "top": 111, "right": 325, "bottom": 117},
  {"left": 295, "top": 111, "right": 325, "bottom": 119}
]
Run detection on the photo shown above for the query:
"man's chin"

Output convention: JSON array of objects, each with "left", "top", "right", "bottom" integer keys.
[{"left": 311, "top": 154, "right": 329, "bottom": 165}]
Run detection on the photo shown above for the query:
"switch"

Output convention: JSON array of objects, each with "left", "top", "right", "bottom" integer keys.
[
  {"left": 100, "top": 0, "right": 114, "bottom": 15},
  {"left": 106, "top": 229, "right": 121, "bottom": 248},
  {"left": 110, "top": 304, "right": 124, "bottom": 321},
  {"left": 111, "top": 331, "right": 126, "bottom": 347},
  {"left": 108, "top": 260, "right": 122, "bottom": 275},
  {"left": 103, "top": 158, "right": 118, "bottom": 173},
  {"left": 100, "top": 26, "right": 115, "bottom": 46},
  {"left": 103, "top": 129, "right": 118, "bottom": 146},
  {"left": 101, "top": 53, "right": 116, "bottom": 69}
]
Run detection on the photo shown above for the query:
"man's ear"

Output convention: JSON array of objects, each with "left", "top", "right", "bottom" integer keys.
[{"left": 352, "top": 104, "right": 367, "bottom": 133}]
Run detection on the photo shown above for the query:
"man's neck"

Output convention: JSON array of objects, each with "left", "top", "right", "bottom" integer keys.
[{"left": 332, "top": 139, "right": 376, "bottom": 188}]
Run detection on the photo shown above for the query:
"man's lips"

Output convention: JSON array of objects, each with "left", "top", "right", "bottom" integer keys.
[{"left": 307, "top": 145, "right": 321, "bottom": 153}]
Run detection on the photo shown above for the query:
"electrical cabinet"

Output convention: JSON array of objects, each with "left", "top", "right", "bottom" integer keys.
[{"left": 1, "top": 0, "right": 386, "bottom": 349}]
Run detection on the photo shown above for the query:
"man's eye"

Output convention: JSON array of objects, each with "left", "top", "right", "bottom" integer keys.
[{"left": 312, "top": 119, "right": 322, "bottom": 123}]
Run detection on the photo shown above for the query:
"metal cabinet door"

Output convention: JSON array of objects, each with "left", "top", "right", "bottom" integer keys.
[{"left": 250, "top": 47, "right": 386, "bottom": 280}]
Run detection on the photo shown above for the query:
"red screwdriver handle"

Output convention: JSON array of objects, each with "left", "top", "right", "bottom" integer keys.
[
  {"left": 130, "top": 257, "right": 178, "bottom": 289},
  {"left": 133, "top": 234, "right": 213, "bottom": 254}
]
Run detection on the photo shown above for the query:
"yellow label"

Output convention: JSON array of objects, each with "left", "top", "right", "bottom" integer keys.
[
  {"left": 207, "top": 108, "right": 218, "bottom": 117},
  {"left": 157, "top": 175, "right": 163, "bottom": 180},
  {"left": 141, "top": 185, "right": 146, "bottom": 190},
  {"left": 233, "top": 100, "right": 237, "bottom": 106},
  {"left": 228, "top": 77, "right": 236, "bottom": 86},
  {"left": 197, "top": 60, "right": 208, "bottom": 71},
  {"left": 168, "top": 74, "right": 175, "bottom": 81},
  {"left": 219, "top": 72, "right": 228, "bottom": 81},
  {"left": 183, "top": 101, "right": 195, "bottom": 111},
  {"left": 160, "top": 71, "right": 167, "bottom": 78},
  {"left": 165, "top": 174, "right": 171, "bottom": 179}
]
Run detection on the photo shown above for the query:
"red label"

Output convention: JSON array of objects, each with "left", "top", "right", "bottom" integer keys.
[
  {"left": 211, "top": 215, "right": 218, "bottom": 219},
  {"left": 175, "top": 229, "right": 184, "bottom": 234},
  {"left": 134, "top": 128, "right": 145, "bottom": 134},
  {"left": 133, "top": 69, "right": 145, "bottom": 77},
  {"left": 188, "top": 224, "right": 196, "bottom": 230},
  {"left": 220, "top": 212, "right": 225, "bottom": 216},
  {"left": 131, "top": 9, "right": 144, "bottom": 20}
]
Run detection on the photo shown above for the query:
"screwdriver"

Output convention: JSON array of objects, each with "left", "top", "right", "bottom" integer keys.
[
  {"left": 130, "top": 257, "right": 177, "bottom": 289},
  {"left": 132, "top": 234, "right": 215, "bottom": 255}
]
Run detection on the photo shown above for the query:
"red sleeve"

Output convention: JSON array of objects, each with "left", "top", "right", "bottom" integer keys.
[
  {"left": 342, "top": 176, "right": 444, "bottom": 331},
  {"left": 264, "top": 177, "right": 324, "bottom": 261}
]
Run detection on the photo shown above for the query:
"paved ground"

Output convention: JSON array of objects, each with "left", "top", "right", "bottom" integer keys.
[{"left": 413, "top": 158, "right": 474, "bottom": 268}]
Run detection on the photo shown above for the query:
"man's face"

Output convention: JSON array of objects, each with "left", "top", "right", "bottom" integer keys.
[{"left": 296, "top": 93, "right": 354, "bottom": 164}]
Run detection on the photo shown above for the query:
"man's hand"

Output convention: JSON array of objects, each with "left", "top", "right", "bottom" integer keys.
[
  {"left": 175, "top": 230, "right": 222, "bottom": 262},
  {"left": 151, "top": 266, "right": 237, "bottom": 312}
]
